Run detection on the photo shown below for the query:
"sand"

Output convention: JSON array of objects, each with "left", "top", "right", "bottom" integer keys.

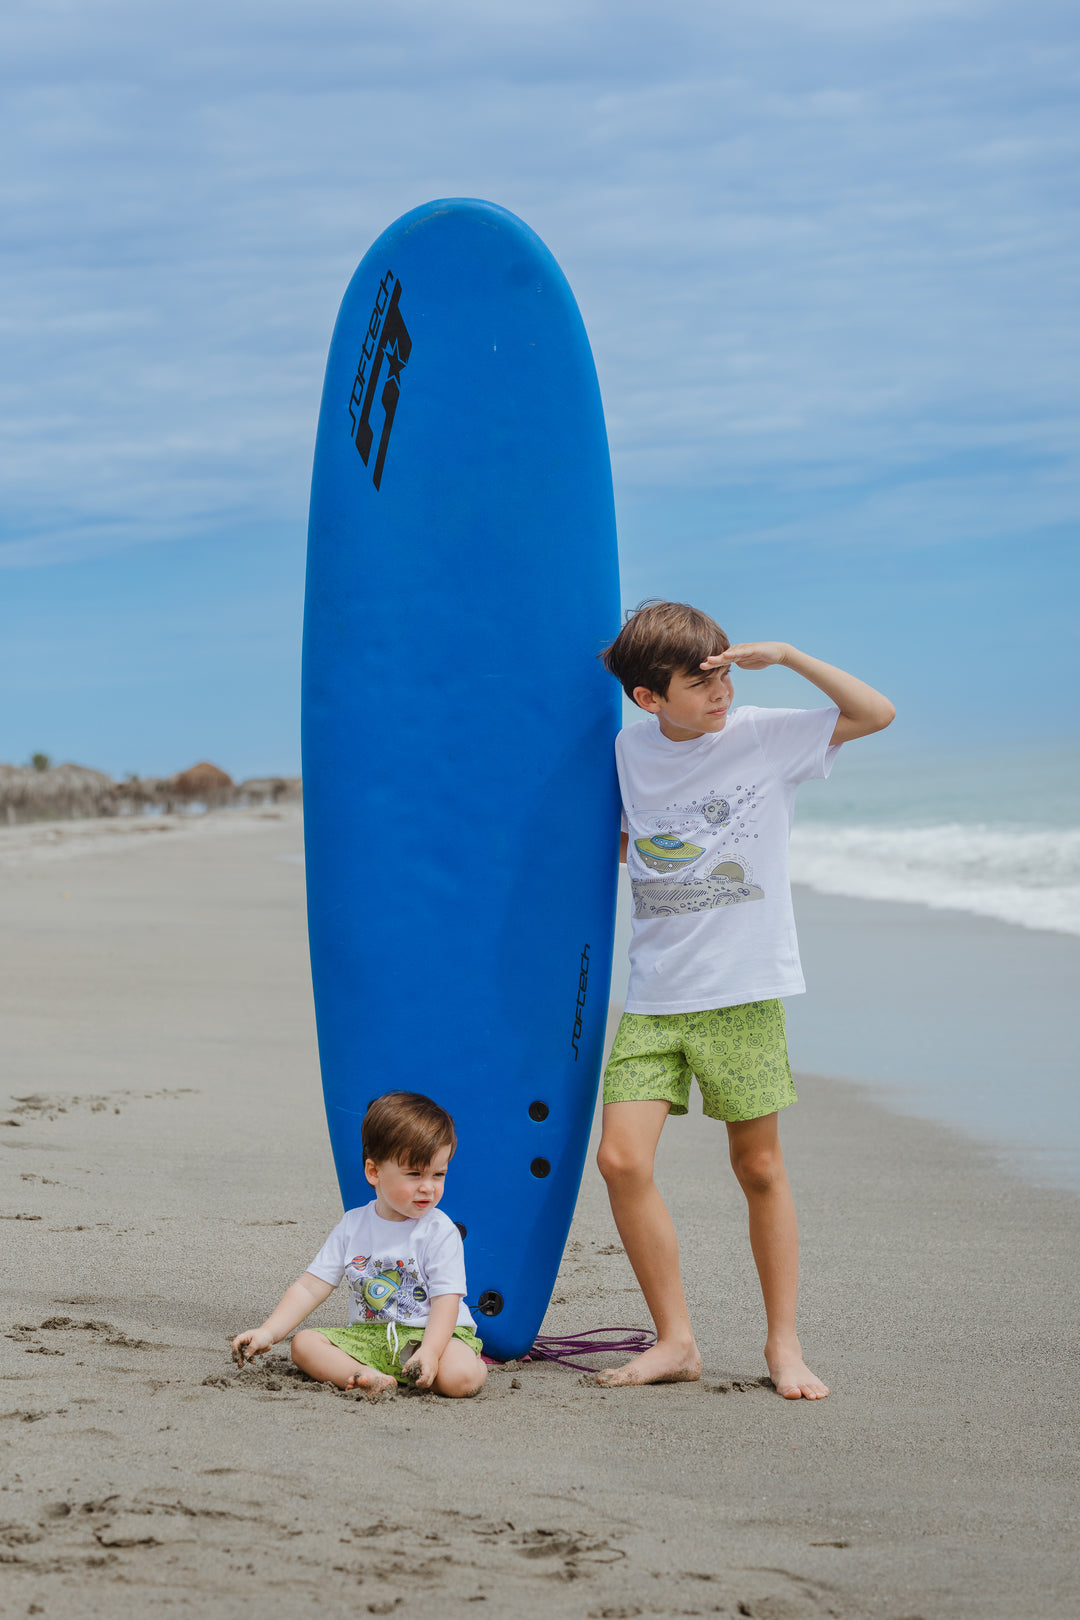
[{"left": 2, "top": 809, "right": 1078, "bottom": 1618}]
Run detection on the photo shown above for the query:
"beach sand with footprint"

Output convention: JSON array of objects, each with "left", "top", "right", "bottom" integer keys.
[{"left": 2, "top": 806, "right": 1077, "bottom": 1617}]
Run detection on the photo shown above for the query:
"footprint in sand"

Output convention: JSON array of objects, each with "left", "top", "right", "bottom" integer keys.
[{"left": 705, "top": 1376, "right": 774, "bottom": 1393}]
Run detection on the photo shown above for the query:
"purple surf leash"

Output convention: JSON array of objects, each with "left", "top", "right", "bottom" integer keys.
[{"left": 483, "top": 1326, "right": 656, "bottom": 1372}]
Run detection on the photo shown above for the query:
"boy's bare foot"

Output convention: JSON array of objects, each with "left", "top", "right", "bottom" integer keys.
[
  {"left": 344, "top": 1366, "right": 397, "bottom": 1401},
  {"left": 765, "top": 1339, "right": 829, "bottom": 1400},
  {"left": 595, "top": 1338, "right": 702, "bottom": 1387}
]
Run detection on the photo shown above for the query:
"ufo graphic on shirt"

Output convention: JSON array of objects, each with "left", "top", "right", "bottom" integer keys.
[{"left": 634, "top": 834, "right": 704, "bottom": 873}]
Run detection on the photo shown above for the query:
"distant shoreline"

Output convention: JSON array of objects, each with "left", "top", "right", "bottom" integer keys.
[{"left": 0, "top": 759, "right": 300, "bottom": 825}]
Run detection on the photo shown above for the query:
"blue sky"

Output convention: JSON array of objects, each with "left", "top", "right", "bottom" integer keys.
[{"left": 2, "top": 0, "right": 1077, "bottom": 777}]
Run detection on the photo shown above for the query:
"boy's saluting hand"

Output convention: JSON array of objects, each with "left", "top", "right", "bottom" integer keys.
[
  {"left": 705, "top": 643, "right": 895, "bottom": 744},
  {"left": 704, "top": 643, "right": 789, "bottom": 671}
]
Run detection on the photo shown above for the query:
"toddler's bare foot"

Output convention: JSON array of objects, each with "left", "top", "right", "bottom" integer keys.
[
  {"left": 765, "top": 1338, "right": 829, "bottom": 1400},
  {"left": 595, "top": 1338, "right": 702, "bottom": 1388},
  {"left": 344, "top": 1366, "right": 397, "bottom": 1401}
]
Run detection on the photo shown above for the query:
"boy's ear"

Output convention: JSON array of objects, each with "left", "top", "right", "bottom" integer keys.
[
  {"left": 632, "top": 685, "right": 662, "bottom": 713},
  {"left": 363, "top": 1158, "right": 379, "bottom": 1188}
]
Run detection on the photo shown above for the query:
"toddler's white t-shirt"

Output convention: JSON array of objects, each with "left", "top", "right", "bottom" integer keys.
[
  {"left": 307, "top": 1203, "right": 477, "bottom": 1330},
  {"left": 617, "top": 705, "right": 840, "bottom": 1014}
]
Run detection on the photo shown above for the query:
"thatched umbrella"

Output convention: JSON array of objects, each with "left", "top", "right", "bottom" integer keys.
[
  {"left": 110, "top": 776, "right": 167, "bottom": 815},
  {"left": 236, "top": 777, "right": 300, "bottom": 806},
  {"left": 167, "top": 762, "right": 234, "bottom": 811}
]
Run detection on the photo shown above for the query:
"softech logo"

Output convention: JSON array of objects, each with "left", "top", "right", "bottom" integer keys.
[
  {"left": 347, "top": 270, "right": 412, "bottom": 490},
  {"left": 570, "top": 943, "right": 590, "bottom": 1061}
]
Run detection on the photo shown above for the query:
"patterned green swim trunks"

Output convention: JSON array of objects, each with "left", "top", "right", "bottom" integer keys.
[
  {"left": 313, "top": 1322, "right": 483, "bottom": 1384},
  {"left": 603, "top": 999, "right": 797, "bottom": 1123}
]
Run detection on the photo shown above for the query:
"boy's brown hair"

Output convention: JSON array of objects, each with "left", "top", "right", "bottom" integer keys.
[
  {"left": 601, "top": 600, "right": 730, "bottom": 704},
  {"left": 362, "top": 1091, "right": 457, "bottom": 1169}
]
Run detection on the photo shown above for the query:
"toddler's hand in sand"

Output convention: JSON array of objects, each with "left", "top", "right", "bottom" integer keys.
[
  {"left": 401, "top": 1345, "right": 439, "bottom": 1389},
  {"left": 231, "top": 1327, "right": 274, "bottom": 1368}
]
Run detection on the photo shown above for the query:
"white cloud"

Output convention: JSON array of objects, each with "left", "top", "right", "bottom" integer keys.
[{"left": 1, "top": 0, "right": 1077, "bottom": 566}]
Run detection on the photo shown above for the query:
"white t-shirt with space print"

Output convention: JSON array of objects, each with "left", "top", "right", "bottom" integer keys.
[
  {"left": 616, "top": 705, "right": 840, "bottom": 1015},
  {"left": 307, "top": 1203, "right": 476, "bottom": 1329}
]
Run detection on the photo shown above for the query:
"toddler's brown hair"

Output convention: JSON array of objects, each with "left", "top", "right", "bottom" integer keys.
[{"left": 362, "top": 1091, "right": 457, "bottom": 1169}]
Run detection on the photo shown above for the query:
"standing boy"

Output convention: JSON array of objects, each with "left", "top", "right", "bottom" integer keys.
[{"left": 597, "top": 600, "right": 894, "bottom": 1397}]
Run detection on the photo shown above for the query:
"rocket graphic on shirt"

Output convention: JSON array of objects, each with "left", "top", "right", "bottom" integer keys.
[{"left": 345, "top": 1253, "right": 429, "bottom": 1322}]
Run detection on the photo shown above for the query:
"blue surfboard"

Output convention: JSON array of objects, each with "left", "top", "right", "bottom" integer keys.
[{"left": 302, "top": 199, "right": 621, "bottom": 1360}]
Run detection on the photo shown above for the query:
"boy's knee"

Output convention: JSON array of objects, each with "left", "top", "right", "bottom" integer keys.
[
  {"left": 596, "top": 1138, "right": 651, "bottom": 1187},
  {"left": 437, "top": 1358, "right": 487, "bottom": 1399},
  {"left": 290, "top": 1329, "right": 317, "bottom": 1365},
  {"left": 730, "top": 1143, "right": 783, "bottom": 1196}
]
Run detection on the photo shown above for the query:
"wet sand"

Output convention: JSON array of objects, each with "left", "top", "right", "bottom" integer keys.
[{"left": 2, "top": 810, "right": 1077, "bottom": 1618}]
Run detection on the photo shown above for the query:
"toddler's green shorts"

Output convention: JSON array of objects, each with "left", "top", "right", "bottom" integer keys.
[
  {"left": 313, "top": 1322, "right": 483, "bottom": 1384},
  {"left": 602, "top": 998, "right": 797, "bottom": 1123}
]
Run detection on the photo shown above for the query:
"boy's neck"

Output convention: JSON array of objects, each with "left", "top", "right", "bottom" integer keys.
[
  {"left": 657, "top": 716, "right": 707, "bottom": 743},
  {"left": 373, "top": 1194, "right": 411, "bottom": 1222}
]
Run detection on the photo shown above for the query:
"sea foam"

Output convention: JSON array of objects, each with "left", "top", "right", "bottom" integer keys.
[{"left": 789, "top": 822, "right": 1080, "bottom": 937}]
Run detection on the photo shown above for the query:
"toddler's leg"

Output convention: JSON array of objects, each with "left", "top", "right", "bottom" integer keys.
[
  {"left": 594, "top": 1099, "right": 702, "bottom": 1386},
  {"left": 726, "top": 1113, "right": 828, "bottom": 1400},
  {"left": 290, "top": 1329, "right": 397, "bottom": 1398},
  {"left": 432, "top": 1338, "right": 488, "bottom": 1399}
]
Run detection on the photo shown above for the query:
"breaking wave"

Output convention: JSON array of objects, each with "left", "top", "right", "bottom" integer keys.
[{"left": 789, "top": 822, "right": 1080, "bottom": 937}]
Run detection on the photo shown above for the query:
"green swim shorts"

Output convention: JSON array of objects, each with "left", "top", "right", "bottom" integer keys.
[
  {"left": 313, "top": 1322, "right": 483, "bottom": 1384},
  {"left": 602, "top": 998, "right": 797, "bottom": 1123}
]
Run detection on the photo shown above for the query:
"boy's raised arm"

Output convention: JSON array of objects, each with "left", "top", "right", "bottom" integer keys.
[
  {"left": 231, "top": 1271, "right": 336, "bottom": 1366},
  {"left": 706, "top": 644, "right": 895, "bottom": 744}
]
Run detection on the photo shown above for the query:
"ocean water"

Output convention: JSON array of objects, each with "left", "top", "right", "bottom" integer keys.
[
  {"left": 792, "top": 741, "right": 1080, "bottom": 937},
  {"left": 785, "top": 887, "right": 1080, "bottom": 1194},
  {"left": 609, "top": 738, "right": 1080, "bottom": 1192},
  {"left": 790, "top": 742, "right": 1080, "bottom": 1190}
]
